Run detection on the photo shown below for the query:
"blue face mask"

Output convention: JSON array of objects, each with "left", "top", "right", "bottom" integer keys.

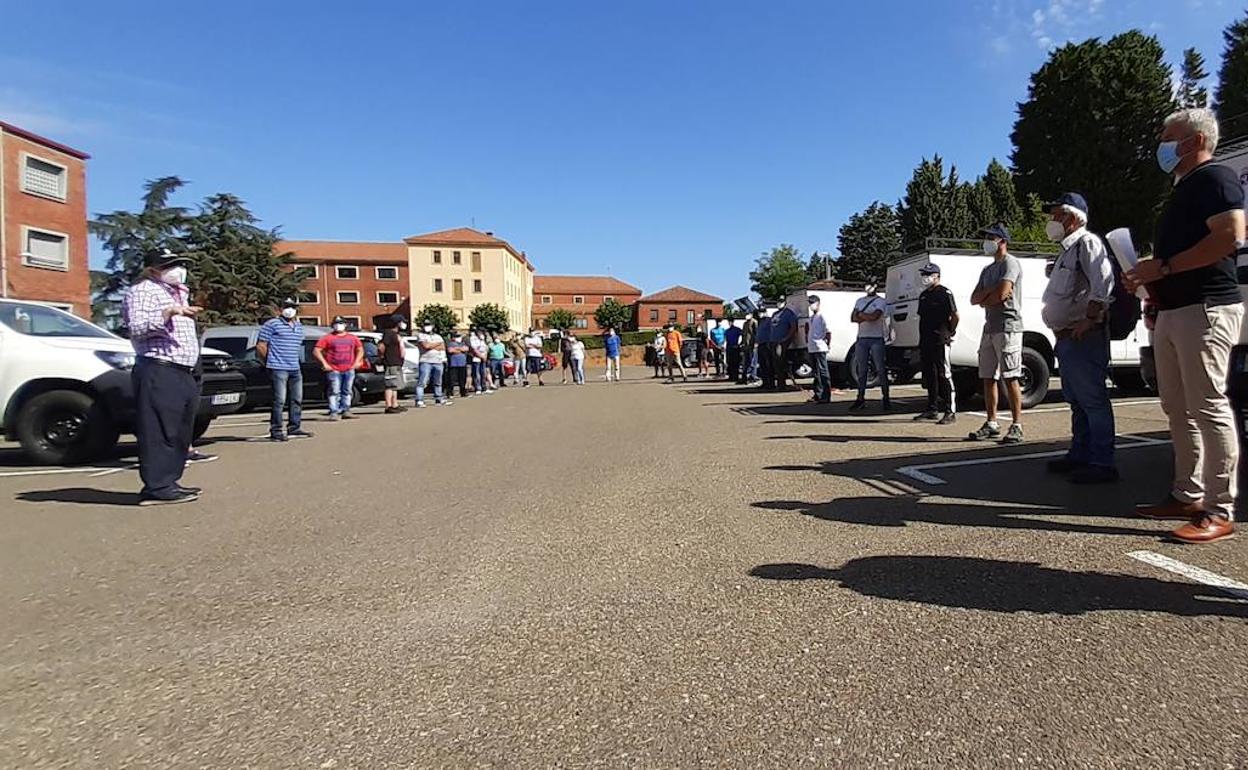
[{"left": 1156, "top": 140, "right": 1182, "bottom": 174}]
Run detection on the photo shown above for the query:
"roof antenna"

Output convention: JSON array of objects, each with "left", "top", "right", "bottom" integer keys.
[{"left": 471, "top": 216, "right": 475, "bottom": 228}]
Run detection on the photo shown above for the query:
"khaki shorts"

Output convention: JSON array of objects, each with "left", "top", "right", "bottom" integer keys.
[
  {"left": 978, "top": 331, "right": 1022, "bottom": 380},
  {"left": 384, "top": 365, "right": 403, "bottom": 389}
]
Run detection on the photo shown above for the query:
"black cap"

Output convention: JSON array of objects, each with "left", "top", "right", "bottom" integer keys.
[
  {"left": 919, "top": 262, "right": 941, "bottom": 275},
  {"left": 145, "top": 248, "right": 192, "bottom": 269},
  {"left": 331, "top": 315, "right": 346, "bottom": 325},
  {"left": 979, "top": 223, "right": 1011, "bottom": 242},
  {"left": 1043, "top": 192, "right": 1089, "bottom": 218}
]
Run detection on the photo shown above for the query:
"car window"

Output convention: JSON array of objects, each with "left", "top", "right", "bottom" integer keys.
[
  {"left": 362, "top": 340, "right": 380, "bottom": 359},
  {"left": 206, "top": 337, "right": 249, "bottom": 358},
  {"left": 301, "top": 340, "right": 316, "bottom": 363},
  {"left": 0, "top": 301, "right": 115, "bottom": 339}
]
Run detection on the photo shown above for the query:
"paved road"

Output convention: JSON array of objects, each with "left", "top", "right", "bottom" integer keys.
[{"left": 2, "top": 370, "right": 1246, "bottom": 768}]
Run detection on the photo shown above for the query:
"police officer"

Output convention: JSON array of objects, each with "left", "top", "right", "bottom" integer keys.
[{"left": 914, "top": 263, "right": 958, "bottom": 425}]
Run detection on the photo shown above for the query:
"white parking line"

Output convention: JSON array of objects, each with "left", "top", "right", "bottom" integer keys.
[
  {"left": 895, "top": 434, "right": 1172, "bottom": 486},
  {"left": 0, "top": 466, "right": 122, "bottom": 478},
  {"left": 1127, "top": 551, "right": 1248, "bottom": 601}
]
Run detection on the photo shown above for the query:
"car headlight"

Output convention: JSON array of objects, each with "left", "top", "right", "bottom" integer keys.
[{"left": 95, "top": 350, "right": 136, "bottom": 370}]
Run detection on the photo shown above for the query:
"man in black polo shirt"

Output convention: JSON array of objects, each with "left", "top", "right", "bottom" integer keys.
[
  {"left": 914, "top": 262, "right": 958, "bottom": 425},
  {"left": 1126, "top": 108, "right": 1246, "bottom": 544}
]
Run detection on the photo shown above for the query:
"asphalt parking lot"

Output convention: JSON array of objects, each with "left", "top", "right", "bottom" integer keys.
[{"left": 2, "top": 369, "right": 1246, "bottom": 768}]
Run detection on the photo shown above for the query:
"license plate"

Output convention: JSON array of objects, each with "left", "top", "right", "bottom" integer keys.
[{"left": 211, "top": 392, "right": 242, "bottom": 405}]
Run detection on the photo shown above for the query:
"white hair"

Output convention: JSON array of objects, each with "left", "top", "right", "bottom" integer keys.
[
  {"left": 1164, "top": 107, "right": 1220, "bottom": 154},
  {"left": 1060, "top": 204, "right": 1087, "bottom": 226}
]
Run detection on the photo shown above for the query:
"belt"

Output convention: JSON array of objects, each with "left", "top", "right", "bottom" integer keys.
[
  {"left": 138, "top": 356, "right": 195, "bottom": 373},
  {"left": 1055, "top": 323, "right": 1103, "bottom": 340}
]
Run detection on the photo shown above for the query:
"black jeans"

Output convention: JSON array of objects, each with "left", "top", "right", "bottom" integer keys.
[
  {"left": 448, "top": 366, "right": 469, "bottom": 398},
  {"left": 727, "top": 347, "right": 741, "bottom": 382},
  {"left": 920, "top": 339, "right": 954, "bottom": 414},
  {"left": 133, "top": 359, "right": 199, "bottom": 496}
]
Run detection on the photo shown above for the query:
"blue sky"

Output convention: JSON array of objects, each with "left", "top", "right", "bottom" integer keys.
[{"left": 1, "top": 0, "right": 1239, "bottom": 302}]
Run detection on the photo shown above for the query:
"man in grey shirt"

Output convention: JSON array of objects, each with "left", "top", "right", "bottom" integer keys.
[{"left": 968, "top": 223, "right": 1025, "bottom": 444}]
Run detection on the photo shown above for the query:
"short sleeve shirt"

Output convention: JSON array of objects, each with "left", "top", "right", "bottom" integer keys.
[
  {"left": 417, "top": 333, "right": 447, "bottom": 364},
  {"left": 381, "top": 329, "right": 404, "bottom": 366},
  {"left": 853, "top": 296, "right": 887, "bottom": 339},
  {"left": 526, "top": 335, "right": 545, "bottom": 358},
  {"left": 258, "top": 317, "right": 304, "bottom": 371},
  {"left": 314, "top": 332, "right": 362, "bottom": 372},
  {"left": 918, "top": 285, "right": 957, "bottom": 342},
  {"left": 976, "top": 255, "right": 1023, "bottom": 333},
  {"left": 1152, "top": 161, "right": 1245, "bottom": 310},
  {"left": 447, "top": 339, "right": 469, "bottom": 367},
  {"left": 710, "top": 327, "right": 727, "bottom": 347},
  {"left": 725, "top": 326, "right": 742, "bottom": 347},
  {"left": 771, "top": 308, "right": 797, "bottom": 343},
  {"left": 807, "top": 311, "right": 830, "bottom": 353}
]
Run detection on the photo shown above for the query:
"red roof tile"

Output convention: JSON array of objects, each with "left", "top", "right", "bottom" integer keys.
[
  {"left": 402, "top": 227, "right": 534, "bottom": 269},
  {"left": 277, "top": 240, "right": 408, "bottom": 263},
  {"left": 532, "top": 275, "right": 642, "bottom": 296},
  {"left": 636, "top": 285, "right": 723, "bottom": 304}
]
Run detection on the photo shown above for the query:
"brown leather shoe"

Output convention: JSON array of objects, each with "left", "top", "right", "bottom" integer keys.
[
  {"left": 1170, "top": 515, "right": 1236, "bottom": 544},
  {"left": 1135, "top": 496, "right": 1204, "bottom": 521}
]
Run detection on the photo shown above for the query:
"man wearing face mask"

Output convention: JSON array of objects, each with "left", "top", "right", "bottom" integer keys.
[
  {"left": 849, "top": 282, "right": 890, "bottom": 410},
  {"left": 257, "top": 298, "right": 313, "bottom": 441},
  {"left": 313, "top": 316, "right": 364, "bottom": 421},
  {"left": 1040, "top": 193, "right": 1118, "bottom": 484},
  {"left": 1125, "top": 108, "right": 1246, "bottom": 543},
  {"left": 914, "top": 263, "right": 958, "bottom": 425},
  {"left": 806, "top": 295, "right": 833, "bottom": 404},
  {"left": 414, "top": 320, "right": 450, "bottom": 407},
  {"left": 123, "top": 248, "right": 203, "bottom": 505},
  {"left": 968, "top": 224, "right": 1025, "bottom": 444}
]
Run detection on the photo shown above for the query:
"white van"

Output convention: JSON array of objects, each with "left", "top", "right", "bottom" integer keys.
[
  {"left": 885, "top": 240, "right": 1149, "bottom": 408},
  {"left": 784, "top": 283, "right": 882, "bottom": 385}
]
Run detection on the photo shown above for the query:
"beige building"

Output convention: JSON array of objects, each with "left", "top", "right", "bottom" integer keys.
[{"left": 404, "top": 227, "right": 534, "bottom": 331}]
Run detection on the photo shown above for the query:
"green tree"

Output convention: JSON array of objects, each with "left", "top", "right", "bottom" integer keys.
[
  {"left": 749, "top": 244, "right": 808, "bottom": 302},
  {"left": 90, "top": 176, "right": 191, "bottom": 294},
  {"left": 898, "top": 156, "right": 948, "bottom": 247},
  {"left": 415, "top": 304, "right": 458, "bottom": 336},
  {"left": 805, "top": 251, "right": 835, "bottom": 282},
  {"left": 546, "top": 308, "right": 576, "bottom": 330},
  {"left": 593, "top": 298, "right": 632, "bottom": 330},
  {"left": 1179, "top": 47, "right": 1210, "bottom": 109},
  {"left": 721, "top": 303, "right": 741, "bottom": 321},
  {"left": 982, "top": 159, "right": 1023, "bottom": 228},
  {"left": 1215, "top": 11, "right": 1248, "bottom": 135},
  {"left": 1011, "top": 31, "right": 1175, "bottom": 241},
  {"left": 183, "top": 193, "right": 310, "bottom": 326},
  {"left": 966, "top": 179, "right": 995, "bottom": 234},
  {"left": 943, "top": 166, "right": 974, "bottom": 239},
  {"left": 835, "top": 202, "right": 902, "bottom": 284},
  {"left": 468, "top": 302, "right": 510, "bottom": 333}
]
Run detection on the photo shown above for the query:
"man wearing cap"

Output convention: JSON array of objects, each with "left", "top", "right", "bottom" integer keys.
[
  {"left": 968, "top": 223, "right": 1025, "bottom": 443},
  {"left": 1041, "top": 193, "right": 1118, "bottom": 484},
  {"left": 313, "top": 316, "right": 364, "bottom": 421},
  {"left": 914, "top": 263, "right": 958, "bottom": 424},
  {"left": 1126, "top": 107, "right": 1246, "bottom": 543},
  {"left": 257, "top": 298, "right": 313, "bottom": 441},
  {"left": 122, "top": 248, "right": 202, "bottom": 505},
  {"left": 806, "top": 295, "right": 833, "bottom": 403}
]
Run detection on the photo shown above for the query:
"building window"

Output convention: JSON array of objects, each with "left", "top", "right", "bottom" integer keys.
[
  {"left": 649, "top": 309, "right": 659, "bottom": 322},
  {"left": 433, "top": 278, "right": 443, "bottom": 293},
  {"left": 471, "top": 251, "right": 482, "bottom": 271},
  {"left": 20, "top": 227, "right": 69, "bottom": 270},
  {"left": 541, "top": 295, "right": 552, "bottom": 305},
  {"left": 377, "top": 291, "right": 400, "bottom": 305},
  {"left": 574, "top": 317, "right": 589, "bottom": 329},
  {"left": 21, "top": 155, "right": 67, "bottom": 201},
  {"left": 473, "top": 279, "right": 482, "bottom": 293},
  {"left": 341, "top": 316, "right": 362, "bottom": 331},
  {"left": 296, "top": 291, "right": 320, "bottom": 304},
  {"left": 687, "top": 310, "right": 696, "bottom": 324},
  {"left": 375, "top": 266, "right": 399, "bottom": 280},
  {"left": 573, "top": 296, "right": 584, "bottom": 305},
  {"left": 453, "top": 251, "right": 462, "bottom": 265},
  {"left": 668, "top": 309, "right": 677, "bottom": 322},
  {"left": 296, "top": 263, "right": 319, "bottom": 279},
  {"left": 298, "top": 316, "right": 320, "bottom": 326},
  {"left": 336, "top": 291, "right": 360, "bottom": 304},
  {"left": 603, "top": 295, "right": 614, "bottom": 303},
  {"left": 432, "top": 250, "right": 442, "bottom": 264},
  {"left": 452, "top": 279, "right": 464, "bottom": 301},
  {"left": 335, "top": 265, "right": 359, "bottom": 280}
]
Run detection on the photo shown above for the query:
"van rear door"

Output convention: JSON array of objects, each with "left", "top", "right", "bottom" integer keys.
[{"left": 886, "top": 255, "right": 928, "bottom": 348}]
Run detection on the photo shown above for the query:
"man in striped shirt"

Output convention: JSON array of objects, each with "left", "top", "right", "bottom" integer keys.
[{"left": 123, "top": 249, "right": 202, "bottom": 506}]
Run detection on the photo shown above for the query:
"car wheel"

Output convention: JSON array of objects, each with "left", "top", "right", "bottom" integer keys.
[
  {"left": 15, "top": 390, "right": 119, "bottom": 465},
  {"left": 1018, "top": 346, "right": 1050, "bottom": 409}
]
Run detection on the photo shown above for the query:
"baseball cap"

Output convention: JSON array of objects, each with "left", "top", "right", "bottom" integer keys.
[
  {"left": 145, "top": 247, "right": 192, "bottom": 269},
  {"left": 1043, "top": 192, "right": 1089, "bottom": 218},
  {"left": 979, "top": 223, "right": 1011, "bottom": 242},
  {"left": 807, "top": 295, "right": 820, "bottom": 303},
  {"left": 331, "top": 315, "right": 346, "bottom": 325},
  {"left": 919, "top": 262, "right": 941, "bottom": 276}
]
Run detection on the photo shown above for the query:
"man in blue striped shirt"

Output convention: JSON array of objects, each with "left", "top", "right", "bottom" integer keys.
[{"left": 257, "top": 299, "right": 313, "bottom": 442}]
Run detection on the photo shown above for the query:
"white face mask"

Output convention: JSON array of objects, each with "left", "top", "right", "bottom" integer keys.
[
  {"left": 1044, "top": 220, "right": 1066, "bottom": 242},
  {"left": 333, "top": 323, "right": 346, "bottom": 332},
  {"left": 981, "top": 239, "right": 998, "bottom": 257},
  {"left": 281, "top": 307, "right": 297, "bottom": 319},
  {"left": 399, "top": 322, "right": 408, "bottom": 331},
  {"left": 161, "top": 266, "right": 187, "bottom": 286},
  {"left": 422, "top": 325, "right": 434, "bottom": 333},
  {"left": 921, "top": 275, "right": 936, "bottom": 288}
]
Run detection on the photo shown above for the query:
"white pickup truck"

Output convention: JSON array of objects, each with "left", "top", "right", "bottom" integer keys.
[
  {"left": 783, "top": 283, "right": 887, "bottom": 386},
  {"left": 885, "top": 241, "right": 1149, "bottom": 409}
]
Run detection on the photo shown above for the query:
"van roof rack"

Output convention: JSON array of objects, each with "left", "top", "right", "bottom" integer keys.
[{"left": 890, "top": 236, "right": 1059, "bottom": 263}]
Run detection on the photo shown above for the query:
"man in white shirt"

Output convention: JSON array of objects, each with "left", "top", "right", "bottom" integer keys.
[
  {"left": 850, "top": 284, "right": 890, "bottom": 411},
  {"left": 806, "top": 295, "right": 833, "bottom": 404},
  {"left": 414, "top": 322, "right": 450, "bottom": 407},
  {"left": 524, "top": 329, "right": 546, "bottom": 387}
]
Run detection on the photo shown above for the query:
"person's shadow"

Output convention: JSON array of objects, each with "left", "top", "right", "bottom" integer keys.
[
  {"left": 16, "top": 488, "right": 138, "bottom": 506},
  {"left": 749, "top": 556, "right": 1248, "bottom": 618}
]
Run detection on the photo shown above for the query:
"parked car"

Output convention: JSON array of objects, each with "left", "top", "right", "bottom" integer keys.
[{"left": 0, "top": 299, "right": 245, "bottom": 464}]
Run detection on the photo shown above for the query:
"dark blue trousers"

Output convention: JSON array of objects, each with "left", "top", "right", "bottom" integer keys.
[{"left": 133, "top": 359, "right": 198, "bottom": 496}]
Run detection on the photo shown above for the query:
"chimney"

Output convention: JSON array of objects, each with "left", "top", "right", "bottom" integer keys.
[{"left": 486, "top": 231, "right": 494, "bottom": 237}]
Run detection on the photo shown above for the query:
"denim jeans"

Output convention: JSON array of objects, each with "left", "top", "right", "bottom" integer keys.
[
  {"left": 853, "top": 337, "right": 889, "bottom": 400},
  {"left": 417, "top": 362, "right": 445, "bottom": 403},
  {"left": 490, "top": 359, "right": 506, "bottom": 384},
  {"left": 325, "top": 369, "right": 355, "bottom": 415},
  {"left": 269, "top": 368, "right": 303, "bottom": 436},
  {"left": 810, "top": 351, "right": 832, "bottom": 402},
  {"left": 1055, "top": 328, "right": 1115, "bottom": 468},
  {"left": 470, "top": 360, "right": 487, "bottom": 393},
  {"left": 572, "top": 358, "right": 585, "bottom": 383}
]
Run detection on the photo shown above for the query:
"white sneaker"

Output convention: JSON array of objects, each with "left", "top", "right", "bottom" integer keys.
[{"left": 415, "top": 401, "right": 427, "bottom": 408}]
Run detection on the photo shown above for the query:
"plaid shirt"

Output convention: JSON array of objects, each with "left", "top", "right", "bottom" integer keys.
[{"left": 123, "top": 278, "right": 200, "bottom": 367}]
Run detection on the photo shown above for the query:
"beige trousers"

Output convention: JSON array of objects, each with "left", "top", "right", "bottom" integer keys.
[{"left": 1153, "top": 302, "right": 1245, "bottom": 518}]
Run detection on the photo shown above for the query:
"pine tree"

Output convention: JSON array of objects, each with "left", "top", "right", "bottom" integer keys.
[
  {"left": 943, "top": 167, "right": 975, "bottom": 240},
  {"left": 90, "top": 176, "right": 191, "bottom": 294},
  {"left": 835, "top": 202, "right": 902, "bottom": 284},
  {"left": 898, "top": 156, "right": 947, "bottom": 248},
  {"left": 982, "top": 159, "right": 1023, "bottom": 228},
  {"left": 1178, "top": 47, "right": 1210, "bottom": 109},
  {"left": 1214, "top": 10, "right": 1248, "bottom": 134}
]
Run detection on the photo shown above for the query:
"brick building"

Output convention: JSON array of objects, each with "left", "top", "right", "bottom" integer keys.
[
  {"left": 276, "top": 240, "right": 409, "bottom": 329},
  {"left": 532, "top": 275, "right": 642, "bottom": 331},
  {"left": 634, "top": 285, "right": 723, "bottom": 330},
  {"left": 0, "top": 121, "right": 91, "bottom": 315}
]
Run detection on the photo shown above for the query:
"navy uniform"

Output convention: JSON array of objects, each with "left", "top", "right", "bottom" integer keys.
[{"left": 915, "top": 263, "right": 958, "bottom": 423}]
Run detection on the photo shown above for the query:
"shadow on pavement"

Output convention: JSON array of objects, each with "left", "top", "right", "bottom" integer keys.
[
  {"left": 0, "top": 443, "right": 138, "bottom": 469},
  {"left": 764, "top": 433, "right": 965, "bottom": 445},
  {"left": 16, "top": 488, "right": 138, "bottom": 506},
  {"left": 748, "top": 556, "right": 1248, "bottom": 618}
]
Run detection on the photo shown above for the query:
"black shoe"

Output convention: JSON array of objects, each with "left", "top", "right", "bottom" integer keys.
[
  {"left": 288, "top": 429, "right": 314, "bottom": 439},
  {"left": 384, "top": 407, "right": 403, "bottom": 414},
  {"left": 269, "top": 433, "right": 288, "bottom": 442},
  {"left": 913, "top": 410, "right": 940, "bottom": 422},
  {"left": 1046, "top": 458, "right": 1086, "bottom": 474},
  {"left": 185, "top": 450, "right": 217, "bottom": 464},
  {"left": 138, "top": 489, "right": 199, "bottom": 506},
  {"left": 936, "top": 412, "right": 957, "bottom": 426},
  {"left": 1070, "top": 465, "right": 1120, "bottom": 485},
  {"left": 176, "top": 484, "right": 203, "bottom": 495},
  {"left": 849, "top": 400, "right": 866, "bottom": 411}
]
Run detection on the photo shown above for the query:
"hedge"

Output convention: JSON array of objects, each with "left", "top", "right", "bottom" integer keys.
[{"left": 541, "top": 330, "right": 657, "bottom": 352}]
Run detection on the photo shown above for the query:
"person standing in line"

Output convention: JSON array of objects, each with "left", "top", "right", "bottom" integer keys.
[
  {"left": 1040, "top": 193, "right": 1118, "bottom": 484},
  {"left": 806, "top": 295, "right": 833, "bottom": 404},
  {"left": 603, "top": 326, "right": 622, "bottom": 382},
  {"left": 570, "top": 333, "right": 587, "bottom": 384},
  {"left": 755, "top": 311, "right": 775, "bottom": 389},
  {"left": 665, "top": 324, "right": 689, "bottom": 382},
  {"left": 725, "top": 319, "right": 743, "bottom": 383},
  {"left": 1127, "top": 107, "right": 1246, "bottom": 543},
  {"left": 849, "top": 283, "right": 890, "bottom": 411},
  {"left": 446, "top": 330, "right": 472, "bottom": 399},
  {"left": 414, "top": 321, "right": 450, "bottom": 407},
  {"left": 378, "top": 316, "right": 407, "bottom": 415},
  {"left": 468, "top": 328, "right": 489, "bottom": 395},
  {"left": 740, "top": 312, "right": 759, "bottom": 384},
  {"left": 770, "top": 303, "right": 799, "bottom": 392},
  {"left": 967, "top": 224, "right": 1025, "bottom": 443},
  {"left": 508, "top": 334, "right": 528, "bottom": 385},
  {"left": 313, "top": 316, "right": 364, "bottom": 421},
  {"left": 694, "top": 327, "right": 710, "bottom": 378},
  {"left": 123, "top": 249, "right": 202, "bottom": 505},
  {"left": 560, "top": 332, "right": 575, "bottom": 384},
  {"left": 525, "top": 328, "right": 546, "bottom": 387},
  {"left": 257, "top": 298, "right": 313, "bottom": 441},
  {"left": 914, "top": 263, "right": 959, "bottom": 425},
  {"left": 488, "top": 333, "right": 508, "bottom": 387},
  {"left": 651, "top": 329, "right": 667, "bottom": 378},
  {"left": 709, "top": 320, "right": 728, "bottom": 378}
]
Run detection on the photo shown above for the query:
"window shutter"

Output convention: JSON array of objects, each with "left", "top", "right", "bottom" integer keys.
[
  {"left": 24, "top": 158, "right": 65, "bottom": 199},
  {"left": 26, "top": 230, "right": 68, "bottom": 267}
]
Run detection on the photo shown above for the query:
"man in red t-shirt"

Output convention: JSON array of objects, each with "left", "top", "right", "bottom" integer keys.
[{"left": 313, "top": 317, "right": 364, "bottom": 420}]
